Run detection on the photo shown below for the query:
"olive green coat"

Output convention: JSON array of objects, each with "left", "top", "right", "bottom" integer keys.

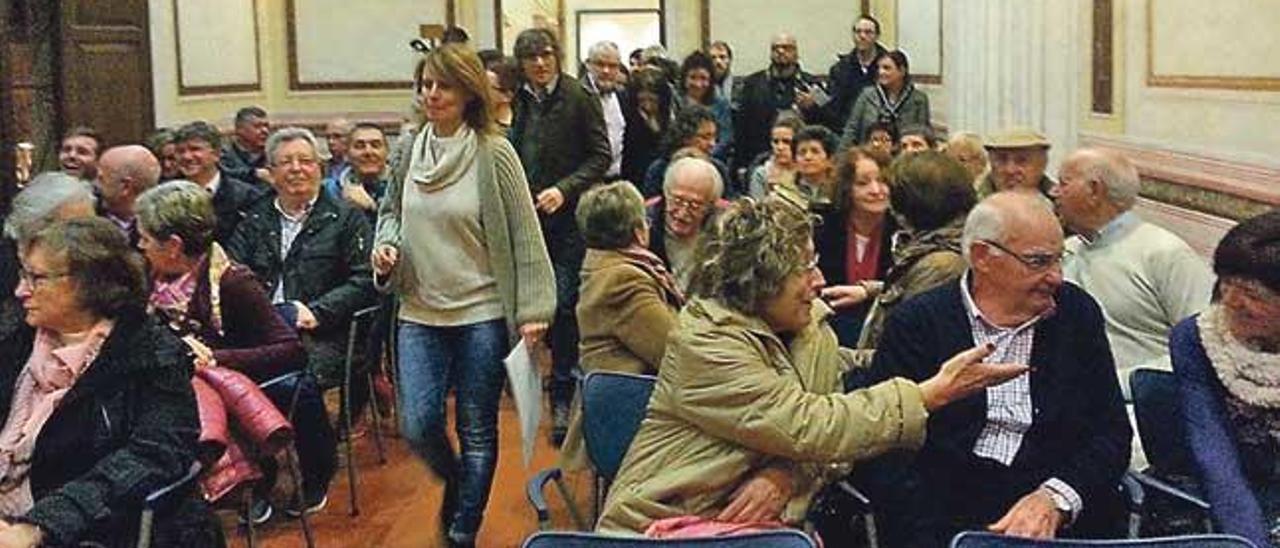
[
  {"left": 560, "top": 249, "right": 681, "bottom": 471},
  {"left": 595, "top": 297, "right": 928, "bottom": 534}
]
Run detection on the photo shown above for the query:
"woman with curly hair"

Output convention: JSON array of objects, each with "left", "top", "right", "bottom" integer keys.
[
  {"left": 641, "top": 105, "right": 732, "bottom": 198},
  {"left": 677, "top": 50, "right": 733, "bottom": 163},
  {"left": 596, "top": 195, "right": 1026, "bottom": 536}
]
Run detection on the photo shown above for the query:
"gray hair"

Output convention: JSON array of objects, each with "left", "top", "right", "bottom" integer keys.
[
  {"left": 1077, "top": 148, "right": 1141, "bottom": 211},
  {"left": 4, "top": 172, "right": 96, "bottom": 243},
  {"left": 265, "top": 127, "right": 320, "bottom": 166},
  {"left": 135, "top": 180, "right": 217, "bottom": 256},
  {"left": 577, "top": 181, "right": 647, "bottom": 249},
  {"left": 587, "top": 41, "right": 620, "bottom": 62},
  {"left": 961, "top": 191, "right": 1055, "bottom": 263},
  {"left": 662, "top": 157, "right": 723, "bottom": 201}
]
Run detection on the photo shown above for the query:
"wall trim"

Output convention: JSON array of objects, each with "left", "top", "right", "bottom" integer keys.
[
  {"left": 1145, "top": 0, "right": 1280, "bottom": 92},
  {"left": 1079, "top": 133, "right": 1280, "bottom": 208},
  {"left": 175, "top": 0, "right": 262, "bottom": 96}
]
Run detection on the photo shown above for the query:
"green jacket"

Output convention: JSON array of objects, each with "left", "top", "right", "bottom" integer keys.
[
  {"left": 375, "top": 130, "right": 556, "bottom": 343},
  {"left": 596, "top": 297, "right": 928, "bottom": 534}
]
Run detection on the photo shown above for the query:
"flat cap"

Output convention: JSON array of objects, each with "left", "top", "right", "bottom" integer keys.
[{"left": 984, "top": 127, "right": 1051, "bottom": 149}]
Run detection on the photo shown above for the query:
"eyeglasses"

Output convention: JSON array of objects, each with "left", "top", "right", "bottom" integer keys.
[
  {"left": 275, "top": 156, "right": 318, "bottom": 168},
  {"left": 980, "top": 239, "right": 1064, "bottom": 271},
  {"left": 17, "top": 268, "right": 69, "bottom": 288},
  {"left": 667, "top": 195, "right": 708, "bottom": 214}
]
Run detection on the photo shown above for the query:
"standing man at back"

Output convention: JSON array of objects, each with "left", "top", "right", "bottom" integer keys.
[
  {"left": 582, "top": 40, "right": 628, "bottom": 181},
  {"left": 708, "top": 41, "right": 740, "bottom": 107},
  {"left": 825, "top": 15, "right": 888, "bottom": 133},
  {"left": 220, "top": 106, "right": 272, "bottom": 184},
  {"left": 734, "top": 33, "right": 825, "bottom": 182},
  {"left": 510, "top": 27, "right": 612, "bottom": 445}
]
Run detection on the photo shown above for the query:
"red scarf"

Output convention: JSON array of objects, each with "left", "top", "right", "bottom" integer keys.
[{"left": 844, "top": 221, "right": 883, "bottom": 284}]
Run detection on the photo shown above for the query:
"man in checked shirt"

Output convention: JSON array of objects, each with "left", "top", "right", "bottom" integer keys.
[{"left": 863, "top": 191, "right": 1131, "bottom": 546}]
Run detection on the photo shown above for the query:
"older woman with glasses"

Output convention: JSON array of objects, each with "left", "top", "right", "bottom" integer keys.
[
  {"left": 596, "top": 196, "right": 1026, "bottom": 535},
  {"left": 373, "top": 43, "right": 555, "bottom": 546},
  {"left": 0, "top": 217, "right": 219, "bottom": 547}
]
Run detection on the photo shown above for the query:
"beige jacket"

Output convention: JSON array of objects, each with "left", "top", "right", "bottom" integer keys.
[
  {"left": 596, "top": 297, "right": 929, "bottom": 534},
  {"left": 560, "top": 249, "right": 681, "bottom": 471}
]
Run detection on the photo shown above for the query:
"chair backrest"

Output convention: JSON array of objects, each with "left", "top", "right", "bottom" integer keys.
[
  {"left": 1130, "top": 368, "right": 1195, "bottom": 475},
  {"left": 950, "top": 531, "right": 1256, "bottom": 548},
  {"left": 581, "top": 371, "right": 657, "bottom": 481},
  {"left": 523, "top": 530, "right": 817, "bottom": 548}
]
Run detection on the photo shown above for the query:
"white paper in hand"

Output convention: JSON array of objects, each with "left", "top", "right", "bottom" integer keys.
[{"left": 503, "top": 339, "right": 542, "bottom": 467}]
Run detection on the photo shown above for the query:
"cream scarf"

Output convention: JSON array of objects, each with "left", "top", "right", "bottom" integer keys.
[
  {"left": 1199, "top": 304, "right": 1280, "bottom": 445},
  {"left": 407, "top": 124, "right": 478, "bottom": 193}
]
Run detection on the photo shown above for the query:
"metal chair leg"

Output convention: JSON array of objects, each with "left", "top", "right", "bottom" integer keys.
[
  {"left": 367, "top": 369, "right": 387, "bottom": 464},
  {"left": 285, "top": 446, "right": 316, "bottom": 548},
  {"left": 342, "top": 375, "right": 359, "bottom": 517},
  {"left": 241, "top": 489, "right": 256, "bottom": 548}
]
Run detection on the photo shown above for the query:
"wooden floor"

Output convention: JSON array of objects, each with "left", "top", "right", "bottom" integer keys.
[{"left": 220, "top": 397, "right": 591, "bottom": 548}]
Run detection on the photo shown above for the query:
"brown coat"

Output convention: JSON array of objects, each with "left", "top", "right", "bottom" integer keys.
[
  {"left": 560, "top": 249, "right": 680, "bottom": 471},
  {"left": 596, "top": 297, "right": 928, "bottom": 534}
]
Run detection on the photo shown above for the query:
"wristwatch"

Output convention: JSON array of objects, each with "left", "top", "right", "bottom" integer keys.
[{"left": 1043, "top": 487, "right": 1072, "bottom": 519}]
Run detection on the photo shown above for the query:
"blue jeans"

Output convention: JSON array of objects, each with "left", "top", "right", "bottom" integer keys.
[{"left": 396, "top": 319, "right": 507, "bottom": 540}]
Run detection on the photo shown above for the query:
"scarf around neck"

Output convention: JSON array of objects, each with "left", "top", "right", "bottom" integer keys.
[
  {"left": 616, "top": 246, "right": 686, "bottom": 308},
  {"left": 150, "top": 242, "right": 233, "bottom": 336},
  {"left": 1201, "top": 304, "right": 1280, "bottom": 408},
  {"left": 408, "top": 124, "right": 478, "bottom": 193}
]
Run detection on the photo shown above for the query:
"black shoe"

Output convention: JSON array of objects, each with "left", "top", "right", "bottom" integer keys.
[
  {"left": 550, "top": 402, "right": 570, "bottom": 446},
  {"left": 239, "top": 499, "right": 273, "bottom": 525},
  {"left": 284, "top": 492, "right": 328, "bottom": 518}
]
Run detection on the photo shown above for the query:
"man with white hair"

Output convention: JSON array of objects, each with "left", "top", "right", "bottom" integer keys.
[
  {"left": 1054, "top": 148, "right": 1214, "bottom": 395},
  {"left": 95, "top": 145, "right": 161, "bottom": 246},
  {"left": 866, "top": 191, "right": 1131, "bottom": 544},
  {"left": 646, "top": 156, "right": 724, "bottom": 290},
  {"left": 584, "top": 41, "right": 628, "bottom": 179}
]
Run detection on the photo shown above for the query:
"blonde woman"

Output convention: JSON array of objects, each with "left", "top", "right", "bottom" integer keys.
[{"left": 371, "top": 44, "right": 555, "bottom": 546}]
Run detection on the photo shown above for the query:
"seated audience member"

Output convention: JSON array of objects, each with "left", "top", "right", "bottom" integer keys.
[
  {"left": 321, "top": 118, "right": 352, "bottom": 182},
  {"left": 219, "top": 106, "right": 272, "bottom": 184},
  {"left": 58, "top": 126, "right": 102, "bottom": 181},
  {"left": 863, "top": 120, "right": 897, "bottom": 159},
  {"left": 146, "top": 127, "right": 183, "bottom": 181},
  {"left": 226, "top": 127, "right": 376, "bottom": 389},
  {"left": 1, "top": 173, "right": 98, "bottom": 366},
  {"left": 1057, "top": 148, "right": 1213, "bottom": 394},
  {"left": 174, "top": 121, "right": 267, "bottom": 243},
  {"left": 2, "top": 217, "right": 219, "bottom": 546},
  {"left": 816, "top": 147, "right": 894, "bottom": 347},
  {"left": 596, "top": 196, "right": 1027, "bottom": 535},
  {"left": 786, "top": 125, "right": 840, "bottom": 212},
  {"left": 840, "top": 50, "right": 929, "bottom": 150},
  {"left": 621, "top": 67, "right": 674, "bottom": 187},
  {"left": 487, "top": 56, "right": 520, "bottom": 132},
  {"left": 136, "top": 180, "right": 336, "bottom": 520},
  {"left": 323, "top": 122, "right": 389, "bottom": 222},
  {"left": 677, "top": 50, "right": 733, "bottom": 163},
  {"left": 945, "top": 131, "right": 989, "bottom": 189},
  {"left": 642, "top": 105, "right": 730, "bottom": 198},
  {"left": 747, "top": 114, "right": 803, "bottom": 199},
  {"left": 897, "top": 124, "right": 936, "bottom": 154},
  {"left": 857, "top": 151, "right": 976, "bottom": 351},
  {"left": 978, "top": 127, "right": 1055, "bottom": 198},
  {"left": 95, "top": 145, "right": 161, "bottom": 246},
  {"left": 648, "top": 157, "right": 724, "bottom": 291},
  {"left": 1173, "top": 211, "right": 1280, "bottom": 548},
  {"left": 560, "top": 181, "right": 683, "bottom": 471},
  {"left": 868, "top": 191, "right": 1132, "bottom": 545}
]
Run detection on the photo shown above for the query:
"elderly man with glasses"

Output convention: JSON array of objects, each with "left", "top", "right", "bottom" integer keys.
[
  {"left": 861, "top": 191, "right": 1132, "bottom": 545},
  {"left": 646, "top": 157, "right": 725, "bottom": 292}
]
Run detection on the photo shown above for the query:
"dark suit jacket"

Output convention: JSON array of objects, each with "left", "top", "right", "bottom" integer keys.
[
  {"left": 211, "top": 170, "right": 266, "bottom": 243},
  {"left": 732, "top": 67, "right": 824, "bottom": 176},
  {"left": 224, "top": 191, "right": 375, "bottom": 387},
  {"left": 867, "top": 279, "right": 1131, "bottom": 544}
]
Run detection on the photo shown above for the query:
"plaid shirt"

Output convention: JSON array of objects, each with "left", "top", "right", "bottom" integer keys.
[
  {"left": 271, "top": 197, "right": 315, "bottom": 303},
  {"left": 959, "top": 273, "right": 1083, "bottom": 519}
]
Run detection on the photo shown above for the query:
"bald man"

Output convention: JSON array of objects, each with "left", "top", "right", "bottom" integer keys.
[
  {"left": 867, "top": 191, "right": 1130, "bottom": 544},
  {"left": 734, "top": 32, "right": 826, "bottom": 191},
  {"left": 95, "top": 145, "right": 161, "bottom": 246}
]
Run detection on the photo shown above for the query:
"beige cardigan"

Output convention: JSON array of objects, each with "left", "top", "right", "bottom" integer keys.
[{"left": 374, "top": 128, "right": 556, "bottom": 342}]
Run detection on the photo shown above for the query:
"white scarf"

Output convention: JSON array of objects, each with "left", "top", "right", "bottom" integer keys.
[
  {"left": 407, "top": 124, "right": 478, "bottom": 193},
  {"left": 1201, "top": 304, "right": 1280, "bottom": 408}
]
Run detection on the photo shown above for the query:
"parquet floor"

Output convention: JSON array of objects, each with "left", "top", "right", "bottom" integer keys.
[{"left": 218, "top": 397, "right": 592, "bottom": 548}]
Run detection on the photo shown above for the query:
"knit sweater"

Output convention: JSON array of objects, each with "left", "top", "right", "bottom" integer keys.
[
  {"left": 376, "top": 129, "right": 556, "bottom": 343},
  {"left": 1064, "top": 212, "right": 1214, "bottom": 395}
]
